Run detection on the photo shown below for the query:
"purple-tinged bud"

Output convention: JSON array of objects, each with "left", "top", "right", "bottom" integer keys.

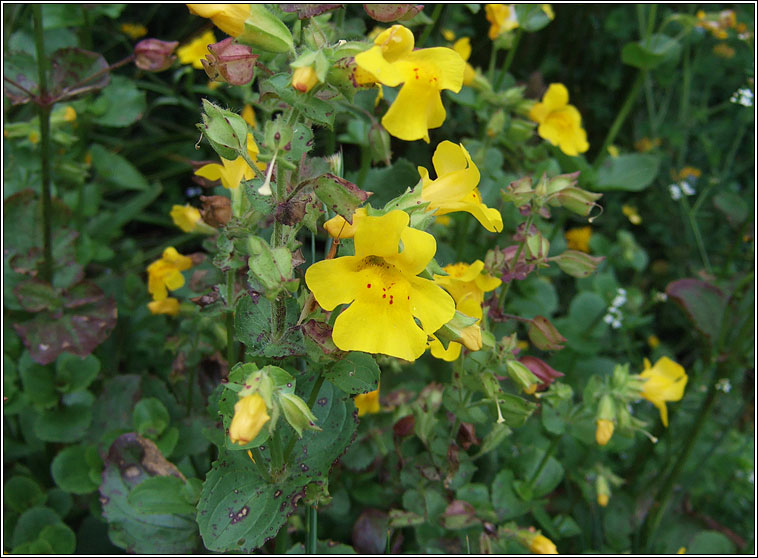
[
  {"left": 519, "top": 355, "right": 564, "bottom": 390},
  {"left": 202, "top": 38, "right": 257, "bottom": 86},
  {"left": 552, "top": 250, "right": 605, "bottom": 278},
  {"left": 134, "top": 38, "right": 179, "bottom": 72},
  {"left": 527, "top": 315, "right": 566, "bottom": 351}
]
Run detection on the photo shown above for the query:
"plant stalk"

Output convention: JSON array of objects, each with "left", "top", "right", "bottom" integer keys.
[{"left": 305, "top": 505, "right": 318, "bottom": 553}]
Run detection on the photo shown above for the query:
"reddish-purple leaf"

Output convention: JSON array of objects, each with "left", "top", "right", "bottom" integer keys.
[{"left": 666, "top": 278, "right": 727, "bottom": 342}]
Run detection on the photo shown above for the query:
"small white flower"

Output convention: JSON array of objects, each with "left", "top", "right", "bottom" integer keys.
[
  {"left": 617, "top": 288, "right": 627, "bottom": 297},
  {"left": 669, "top": 183, "right": 682, "bottom": 200},
  {"left": 611, "top": 319, "right": 622, "bottom": 329},
  {"left": 654, "top": 292, "right": 668, "bottom": 302},
  {"left": 715, "top": 378, "right": 732, "bottom": 393},
  {"left": 730, "top": 87, "right": 754, "bottom": 107},
  {"left": 603, "top": 314, "right": 614, "bottom": 325},
  {"left": 681, "top": 181, "right": 696, "bottom": 196}
]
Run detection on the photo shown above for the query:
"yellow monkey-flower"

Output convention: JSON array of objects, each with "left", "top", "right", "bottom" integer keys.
[
  {"left": 194, "top": 133, "right": 266, "bottom": 190},
  {"left": 639, "top": 356, "right": 688, "bottom": 427},
  {"left": 418, "top": 141, "right": 503, "bottom": 233},
  {"left": 305, "top": 210, "right": 455, "bottom": 361},
  {"left": 146, "top": 247, "right": 193, "bottom": 301},
  {"left": 355, "top": 25, "right": 465, "bottom": 142},
  {"left": 529, "top": 83, "right": 589, "bottom": 157}
]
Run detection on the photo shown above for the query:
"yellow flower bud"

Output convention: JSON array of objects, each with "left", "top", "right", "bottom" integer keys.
[
  {"left": 595, "top": 418, "right": 615, "bottom": 446},
  {"left": 170, "top": 204, "right": 203, "bottom": 233},
  {"left": 292, "top": 66, "right": 319, "bottom": 93},
  {"left": 147, "top": 297, "right": 181, "bottom": 316},
  {"left": 530, "top": 534, "right": 558, "bottom": 554},
  {"left": 597, "top": 493, "right": 609, "bottom": 507},
  {"left": 229, "top": 393, "right": 270, "bottom": 445}
]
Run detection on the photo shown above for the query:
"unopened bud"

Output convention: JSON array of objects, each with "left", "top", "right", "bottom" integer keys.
[
  {"left": 527, "top": 316, "right": 566, "bottom": 351},
  {"left": 545, "top": 171, "right": 581, "bottom": 195},
  {"left": 553, "top": 250, "right": 605, "bottom": 278},
  {"left": 507, "top": 118, "right": 536, "bottom": 143},
  {"left": 434, "top": 311, "right": 481, "bottom": 352},
  {"left": 229, "top": 393, "right": 270, "bottom": 445},
  {"left": 486, "top": 109, "right": 507, "bottom": 138},
  {"left": 279, "top": 392, "right": 321, "bottom": 437},
  {"left": 595, "top": 418, "right": 615, "bottom": 446},
  {"left": 134, "top": 38, "right": 179, "bottom": 72},
  {"left": 523, "top": 533, "right": 558, "bottom": 555},
  {"left": 501, "top": 175, "right": 534, "bottom": 207},
  {"left": 549, "top": 187, "right": 603, "bottom": 218},
  {"left": 596, "top": 475, "right": 611, "bottom": 506},
  {"left": 200, "top": 99, "right": 249, "bottom": 160},
  {"left": 202, "top": 38, "right": 257, "bottom": 86},
  {"left": 525, "top": 231, "right": 550, "bottom": 261},
  {"left": 291, "top": 66, "right": 319, "bottom": 92},
  {"left": 506, "top": 359, "right": 540, "bottom": 394},
  {"left": 237, "top": 5, "right": 294, "bottom": 53},
  {"left": 519, "top": 355, "right": 564, "bottom": 390}
]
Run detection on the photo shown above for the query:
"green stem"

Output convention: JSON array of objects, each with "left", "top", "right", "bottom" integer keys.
[
  {"left": 226, "top": 270, "right": 237, "bottom": 366},
  {"left": 282, "top": 373, "right": 325, "bottom": 464},
  {"left": 249, "top": 447, "right": 271, "bottom": 481},
  {"left": 269, "top": 430, "right": 283, "bottom": 473},
  {"left": 305, "top": 505, "right": 318, "bottom": 553},
  {"left": 495, "top": 28, "right": 522, "bottom": 90},
  {"left": 641, "top": 372, "right": 720, "bottom": 550},
  {"left": 595, "top": 72, "right": 644, "bottom": 167},
  {"left": 527, "top": 435, "right": 559, "bottom": 490},
  {"left": 498, "top": 214, "right": 534, "bottom": 309},
  {"left": 33, "top": 6, "right": 53, "bottom": 284},
  {"left": 417, "top": 4, "right": 443, "bottom": 48},
  {"left": 679, "top": 196, "right": 712, "bottom": 274},
  {"left": 487, "top": 42, "right": 499, "bottom": 85}
]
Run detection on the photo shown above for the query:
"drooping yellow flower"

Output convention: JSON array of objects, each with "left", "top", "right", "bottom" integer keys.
[
  {"left": 229, "top": 393, "right": 270, "bottom": 445},
  {"left": 146, "top": 247, "right": 193, "bottom": 301},
  {"left": 639, "top": 356, "right": 688, "bottom": 427},
  {"left": 595, "top": 418, "right": 614, "bottom": 446},
  {"left": 622, "top": 205, "right": 642, "bottom": 225},
  {"left": 305, "top": 210, "right": 455, "bottom": 361},
  {"left": 529, "top": 534, "right": 558, "bottom": 554},
  {"left": 177, "top": 29, "right": 217, "bottom": 70},
  {"left": 485, "top": 4, "right": 519, "bottom": 39},
  {"left": 241, "top": 104, "right": 257, "bottom": 128},
  {"left": 187, "top": 4, "right": 250, "bottom": 37},
  {"left": 529, "top": 83, "right": 589, "bottom": 157},
  {"left": 291, "top": 65, "right": 319, "bottom": 93},
  {"left": 354, "top": 25, "right": 465, "bottom": 142},
  {"left": 147, "top": 297, "right": 181, "bottom": 316},
  {"left": 418, "top": 141, "right": 503, "bottom": 233},
  {"left": 170, "top": 204, "right": 203, "bottom": 232},
  {"left": 355, "top": 385, "right": 381, "bottom": 416},
  {"left": 452, "top": 37, "right": 476, "bottom": 86},
  {"left": 564, "top": 226, "right": 592, "bottom": 252},
  {"left": 121, "top": 23, "right": 148, "bottom": 40},
  {"left": 195, "top": 133, "right": 266, "bottom": 190},
  {"left": 430, "top": 260, "right": 501, "bottom": 361}
]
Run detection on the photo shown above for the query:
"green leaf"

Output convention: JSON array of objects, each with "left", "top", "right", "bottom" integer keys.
[
  {"left": 235, "top": 294, "right": 305, "bottom": 358},
  {"left": 666, "top": 279, "right": 727, "bottom": 343},
  {"left": 514, "top": 4, "right": 553, "bottom": 32},
  {"left": 91, "top": 75, "right": 146, "bottom": 127},
  {"left": 34, "top": 403, "right": 93, "bottom": 443},
  {"left": 38, "top": 523, "right": 76, "bottom": 553},
  {"left": 713, "top": 191, "right": 749, "bottom": 226},
  {"left": 198, "top": 381, "right": 357, "bottom": 552},
  {"left": 12, "top": 507, "right": 61, "bottom": 547},
  {"left": 491, "top": 469, "right": 531, "bottom": 520},
  {"left": 88, "top": 374, "right": 141, "bottom": 450},
  {"left": 594, "top": 153, "right": 661, "bottom": 191},
  {"left": 310, "top": 173, "right": 372, "bottom": 222},
  {"left": 18, "top": 351, "right": 58, "bottom": 408},
  {"left": 133, "top": 397, "right": 170, "bottom": 438},
  {"left": 325, "top": 352, "right": 380, "bottom": 395},
  {"left": 4, "top": 476, "right": 47, "bottom": 513},
  {"left": 100, "top": 433, "right": 198, "bottom": 554},
  {"left": 90, "top": 144, "right": 150, "bottom": 191},
  {"left": 86, "top": 185, "right": 162, "bottom": 238},
  {"left": 498, "top": 393, "right": 537, "bottom": 427},
  {"left": 260, "top": 74, "right": 337, "bottom": 128},
  {"left": 688, "top": 531, "right": 736, "bottom": 554},
  {"left": 621, "top": 34, "right": 681, "bottom": 70},
  {"left": 51, "top": 444, "right": 102, "bottom": 494},
  {"left": 128, "top": 476, "right": 197, "bottom": 516},
  {"left": 56, "top": 352, "right": 100, "bottom": 393},
  {"left": 515, "top": 446, "right": 564, "bottom": 498}
]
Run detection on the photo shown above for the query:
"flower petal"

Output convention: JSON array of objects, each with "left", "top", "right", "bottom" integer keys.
[
  {"left": 195, "top": 162, "right": 224, "bottom": 182},
  {"left": 543, "top": 83, "right": 569, "bottom": 112},
  {"left": 405, "top": 47, "right": 465, "bottom": 93},
  {"left": 381, "top": 78, "right": 442, "bottom": 142},
  {"left": 305, "top": 256, "right": 362, "bottom": 310},
  {"left": 354, "top": 46, "right": 407, "bottom": 87},
  {"left": 390, "top": 226, "right": 436, "bottom": 276},
  {"left": 354, "top": 210, "right": 408, "bottom": 260},
  {"left": 432, "top": 141, "right": 471, "bottom": 180},
  {"left": 430, "top": 336, "right": 462, "bottom": 361},
  {"left": 407, "top": 276, "right": 455, "bottom": 334}
]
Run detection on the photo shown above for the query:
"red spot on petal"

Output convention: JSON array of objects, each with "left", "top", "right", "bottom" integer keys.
[
  {"left": 367, "top": 283, "right": 371, "bottom": 288},
  {"left": 383, "top": 294, "right": 386, "bottom": 298}
]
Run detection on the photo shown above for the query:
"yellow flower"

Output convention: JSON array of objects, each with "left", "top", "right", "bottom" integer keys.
[
  {"left": 639, "top": 357, "right": 688, "bottom": 427},
  {"left": 529, "top": 534, "right": 558, "bottom": 554},
  {"left": 418, "top": 141, "right": 503, "bottom": 233},
  {"left": 187, "top": 4, "right": 250, "bottom": 37},
  {"left": 485, "top": 4, "right": 519, "bottom": 39},
  {"left": 441, "top": 29, "right": 456, "bottom": 42},
  {"left": 354, "top": 24, "right": 465, "bottom": 142},
  {"left": 595, "top": 418, "right": 614, "bottom": 446},
  {"left": 229, "top": 393, "right": 270, "bottom": 445},
  {"left": 28, "top": 131, "right": 39, "bottom": 144},
  {"left": 634, "top": 136, "right": 660, "bottom": 152},
  {"left": 541, "top": 4, "right": 555, "bottom": 20},
  {"left": 677, "top": 547, "right": 686, "bottom": 554},
  {"left": 676, "top": 166, "right": 701, "bottom": 182},
  {"left": 622, "top": 205, "right": 642, "bottom": 225},
  {"left": 430, "top": 260, "right": 501, "bottom": 361},
  {"left": 713, "top": 43, "right": 735, "bottom": 59},
  {"left": 647, "top": 334, "right": 660, "bottom": 349},
  {"left": 305, "top": 210, "right": 455, "bottom": 361},
  {"left": 242, "top": 104, "right": 257, "bottom": 128},
  {"left": 121, "top": 23, "right": 147, "bottom": 40},
  {"left": 63, "top": 106, "right": 76, "bottom": 122},
  {"left": 291, "top": 65, "right": 319, "bottom": 93},
  {"left": 323, "top": 208, "right": 368, "bottom": 240},
  {"left": 452, "top": 37, "right": 476, "bottom": 86},
  {"left": 147, "top": 297, "right": 181, "bottom": 316},
  {"left": 170, "top": 204, "right": 203, "bottom": 232},
  {"left": 355, "top": 386, "right": 381, "bottom": 416},
  {"left": 530, "top": 83, "right": 589, "bottom": 156},
  {"left": 597, "top": 493, "right": 609, "bottom": 507},
  {"left": 195, "top": 133, "right": 266, "bottom": 189},
  {"left": 146, "top": 247, "right": 193, "bottom": 301},
  {"left": 564, "top": 226, "right": 592, "bottom": 252},
  {"left": 177, "top": 29, "right": 217, "bottom": 70}
]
